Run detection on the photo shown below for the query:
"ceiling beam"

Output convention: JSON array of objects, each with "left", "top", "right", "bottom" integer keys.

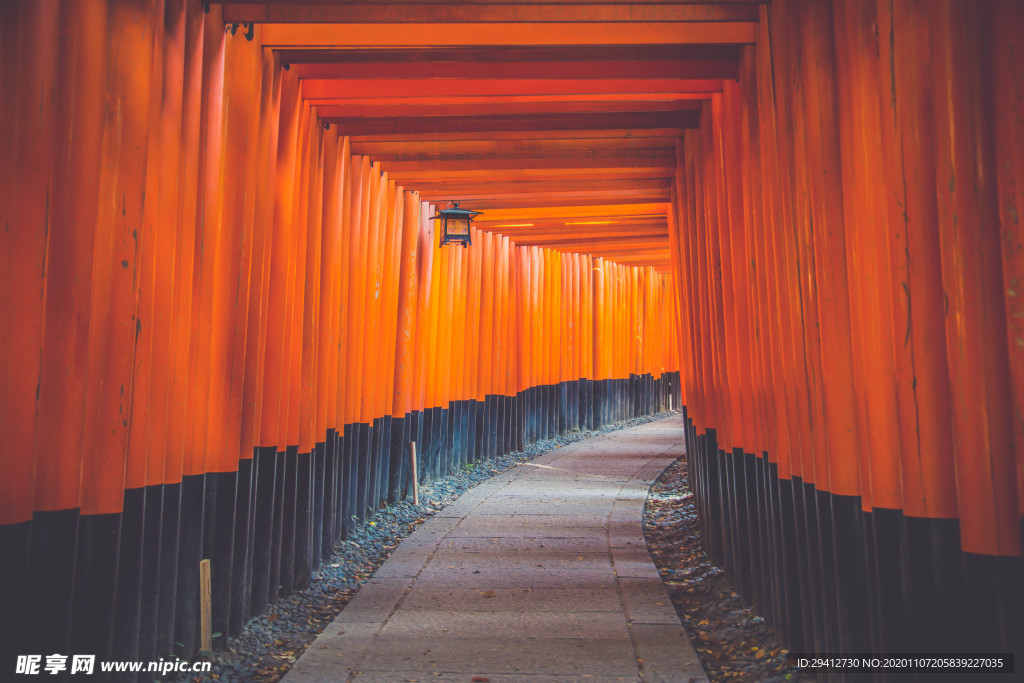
[
  {"left": 302, "top": 78, "right": 723, "bottom": 99},
  {"left": 317, "top": 99, "right": 709, "bottom": 118},
  {"left": 476, "top": 203, "right": 668, "bottom": 220},
  {"left": 279, "top": 44, "right": 742, "bottom": 66},
  {"left": 504, "top": 236, "right": 669, "bottom": 247},
  {"left": 479, "top": 229, "right": 669, "bottom": 239},
  {"left": 388, "top": 170, "right": 674, "bottom": 184},
  {"left": 293, "top": 58, "right": 738, "bottom": 80},
  {"left": 376, "top": 157, "right": 674, "bottom": 172},
  {"left": 349, "top": 128, "right": 683, "bottom": 142},
  {"left": 406, "top": 177, "right": 672, "bottom": 192},
  {"left": 324, "top": 111, "right": 700, "bottom": 135},
  {"left": 445, "top": 195, "right": 670, "bottom": 210},
  {"left": 225, "top": 3, "right": 758, "bottom": 24},
  {"left": 260, "top": 22, "right": 758, "bottom": 47},
  {"left": 366, "top": 144, "right": 675, "bottom": 164}
]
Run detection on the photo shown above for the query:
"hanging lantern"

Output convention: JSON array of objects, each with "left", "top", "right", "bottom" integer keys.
[{"left": 430, "top": 201, "right": 482, "bottom": 248}]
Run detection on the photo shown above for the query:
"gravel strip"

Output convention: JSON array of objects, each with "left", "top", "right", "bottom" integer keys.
[
  {"left": 173, "top": 411, "right": 677, "bottom": 683},
  {"left": 643, "top": 455, "right": 814, "bottom": 683}
]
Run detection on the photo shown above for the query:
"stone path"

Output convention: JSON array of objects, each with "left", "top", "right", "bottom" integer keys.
[{"left": 283, "top": 414, "right": 708, "bottom": 683}]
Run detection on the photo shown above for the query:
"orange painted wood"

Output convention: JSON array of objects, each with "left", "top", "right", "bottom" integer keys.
[
  {"left": 161, "top": 0, "right": 208, "bottom": 485},
  {"left": 411, "top": 204, "right": 436, "bottom": 413},
  {"left": 259, "top": 66, "right": 298, "bottom": 449},
  {"left": 317, "top": 129, "right": 342, "bottom": 435},
  {"left": 346, "top": 156, "right": 370, "bottom": 422},
  {"left": 28, "top": 0, "right": 105, "bottom": 513},
  {"left": 832, "top": 0, "right": 901, "bottom": 510},
  {"left": 219, "top": 22, "right": 265, "bottom": 471},
  {"left": 931, "top": 0, "right": 1019, "bottom": 556},
  {"left": 293, "top": 57, "right": 738, "bottom": 83},
  {"left": 328, "top": 136, "right": 352, "bottom": 430},
  {"left": 244, "top": 47, "right": 282, "bottom": 451},
  {"left": 986, "top": 1, "right": 1024, "bottom": 516},
  {"left": 304, "top": 78, "right": 722, "bottom": 100},
  {"left": 259, "top": 21, "right": 758, "bottom": 48},
  {"left": 439, "top": 233, "right": 457, "bottom": 406},
  {"left": 424, "top": 213, "right": 444, "bottom": 409},
  {"left": 799, "top": 0, "right": 862, "bottom": 498},
  {"left": 778, "top": 0, "right": 825, "bottom": 486},
  {"left": 335, "top": 144, "right": 356, "bottom": 430},
  {"left": 186, "top": 5, "right": 229, "bottom": 476},
  {"left": 298, "top": 106, "right": 325, "bottom": 454},
  {"left": 359, "top": 164, "right": 383, "bottom": 423},
  {"left": 225, "top": 2, "right": 758, "bottom": 25},
  {"left": 393, "top": 192, "right": 422, "bottom": 417},
  {"left": 201, "top": 19, "right": 236, "bottom": 472},
  {"left": 320, "top": 99, "right": 709, "bottom": 119},
  {"left": 325, "top": 111, "right": 700, "bottom": 137},
  {"left": 81, "top": 0, "right": 159, "bottom": 512},
  {"left": 479, "top": 233, "right": 496, "bottom": 398}
]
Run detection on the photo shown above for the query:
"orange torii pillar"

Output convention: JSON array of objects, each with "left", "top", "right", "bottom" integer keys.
[
  {"left": 670, "top": 0, "right": 1023, "bottom": 661},
  {"left": 0, "top": 0, "right": 682, "bottom": 664}
]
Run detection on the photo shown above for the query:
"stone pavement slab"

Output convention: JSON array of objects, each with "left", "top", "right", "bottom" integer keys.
[{"left": 283, "top": 415, "right": 709, "bottom": 683}]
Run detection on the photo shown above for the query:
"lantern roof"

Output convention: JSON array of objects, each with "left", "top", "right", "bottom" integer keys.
[{"left": 429, "top": 202, "right": 483, "bottom": 221}]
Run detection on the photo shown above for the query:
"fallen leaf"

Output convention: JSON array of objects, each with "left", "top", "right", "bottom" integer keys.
[{"left": 480, "top": 589, "right": 497, "bottom": 598}]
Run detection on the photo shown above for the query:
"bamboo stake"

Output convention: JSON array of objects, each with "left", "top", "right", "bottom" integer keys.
[{"left": 200, "top": 558, "right": 212, "bottom": 653}]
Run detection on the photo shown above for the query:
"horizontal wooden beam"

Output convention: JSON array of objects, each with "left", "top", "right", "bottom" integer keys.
[
  {"left": 406, "top": 177, "right": 672, "bottom": 192},
  {"left": 442, "top": 195, "right": 670, "bottom": 210},
  {"left": 385, "top": 168, "right": 674, "bottom": 181},
  {"left": 478, "top": 224, "right": 667, "bottom": 235},
  {"left": 226, "top": 3, "right": 758, "bottom": 24},
  {"left": 293, "top": 58, "right": 739, "bottom": 80},
  {"left": 480, "top": 229, "right": 669, "bottom": 240},
  {"left": 365, "top": 145, "right": 674, "bottom": 164},
  {"left": 535, "top": 246, "right": 671, "bottom": 263},
  {"left": 279, "top": 44, "right": 742, "bottom": 66},
  {"left": 303, "top": 78, "right": 723, "bottom": 99},
  {"left": 348, "top": 128, "right": 683, "bottom": 143},
  {"left": 416, "top": 187, "right": 672, "bottom": 201},
  {"left": 317, "top": 98, "right": 709, "bottom": 118},
  {"left": 377, "top": 157, "right": 675, "bottom": 172},
  {"left": 326, "top": 111, "right": 700, "bottom": 135},
  {"left": 504, "top": 236, "right": 669, "bottom": 248},
  {"left": 476, "top": 203, "right": 669, "bottom": 220},
  {"left": 480, "top": 222, "right": 668, "bottom": 233},
  {"left": 260, "top": 22, "right": 758, "bottom": 47}
]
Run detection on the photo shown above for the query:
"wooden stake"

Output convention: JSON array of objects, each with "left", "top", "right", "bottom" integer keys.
[
  {"left": 200, "top": 559, "right": 212, "bottom": 653},
  {"left": 410, "top": 441, "right": 419, "bottom": 505}
]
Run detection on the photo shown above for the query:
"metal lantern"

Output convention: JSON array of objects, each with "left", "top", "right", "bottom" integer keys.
[{"left": 430, "top": 201, "right": 482, "bottom": 248}]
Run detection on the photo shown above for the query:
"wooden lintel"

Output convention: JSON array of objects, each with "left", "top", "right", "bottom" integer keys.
[
  {"left": 318, "top": 99, "right": 709, "bottom": 119},
  {"left": 260, "top": 22, "right": 758, "bottom": 48},
  {"left": 293, "top": 58, "right": 739, "bottom": 81},
  {"left": 326, "top": 111, "right": 700, "bottom": 136},
  {"left": 302, "top": 78, "right": 723, "bottom": 100},
  {"left": 225, "top": 3, "right": 759, "bottom": 26}
]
